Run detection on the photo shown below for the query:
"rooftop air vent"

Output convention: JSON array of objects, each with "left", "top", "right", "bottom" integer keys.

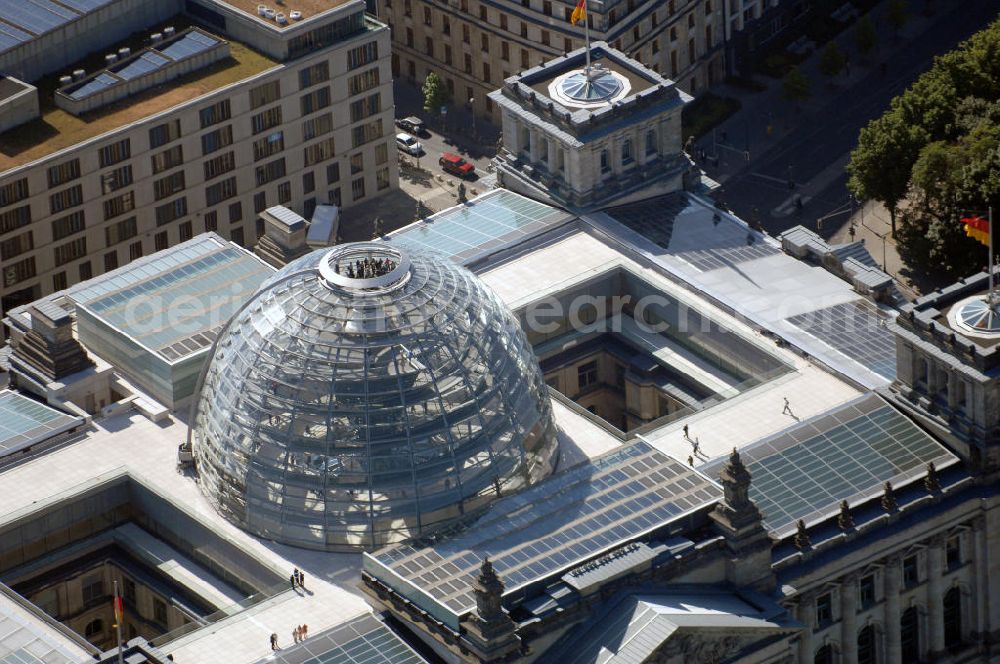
[
  {"left": 163, "top": 26, "right": 176, "bottom": 37},
  {"left": 151, "top": 32, "right": 162, "bottom": 42}
]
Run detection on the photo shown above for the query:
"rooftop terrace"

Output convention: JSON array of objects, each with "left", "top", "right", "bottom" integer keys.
[
  {"left": 0, "top": 29, "right": 276, "bottom": 174},
  {"left": 221, "top": 0, "right": 357, "bottom": 27}
]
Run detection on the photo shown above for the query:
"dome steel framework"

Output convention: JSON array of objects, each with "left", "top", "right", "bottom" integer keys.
[{"left": 190, "top": 243, "right": 557, "bottom": 551}]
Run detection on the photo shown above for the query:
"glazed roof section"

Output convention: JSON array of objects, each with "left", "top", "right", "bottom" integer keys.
[
  {"left": 71, "top": 234, "right": 273, "bottom": 363},
  {"left": 363, "top": 440, "right": 721, "bottom": 629},
  {"left": 0, "top": 390, "right": 85, "bottom": 460}
]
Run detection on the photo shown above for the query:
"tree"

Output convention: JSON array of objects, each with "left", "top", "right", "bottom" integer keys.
[
  {"left": 819, "top": 42, "right": 846, "bottom": 79},
  {"left": 887, "top": 0, "right": 908, "bottom": 37},
  {"left": 855, "top": 16, "right": 877, "bottom": 57},
  {"left": 422, "top": 72, "right": 449, "bottom": 115},
  {"left": 782, "top": 66, "right": 810, "bottom": 103}
]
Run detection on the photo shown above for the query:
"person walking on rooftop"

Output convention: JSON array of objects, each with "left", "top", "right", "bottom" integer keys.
[
  {"left": 782, "top": 397, "right": 792, "bottom": 415},
  {"left": 297, "top": 570, "right": 306, "bottom": 590},
  {"left": 270, "top": 633, "right": 279, "bottom": 651},
  {"left": 290, "top": 569, "right": 298, "bottom": 590},
  {"left": 302, "top": 624, "right": 309, "bottom": 640}
]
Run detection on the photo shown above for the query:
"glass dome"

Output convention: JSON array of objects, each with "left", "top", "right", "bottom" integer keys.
[{"left": 190, "top": 242, "right": 557, "bottom": 551}]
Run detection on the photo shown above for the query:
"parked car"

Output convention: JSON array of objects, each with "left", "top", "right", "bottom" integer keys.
[
  {"left": 439, "top": 152, "right": 476, "bottom": 179},
  {"left": 395, "top": 116, "right": 428, "bottom": 136},
  {"left": 396, "top": 132, "right": 423, "bottom": 155}
]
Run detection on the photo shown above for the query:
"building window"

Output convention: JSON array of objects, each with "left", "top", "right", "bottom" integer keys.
[
  {"left": 377, "top": 166, "right": 390, "bottom": 190},
  {"left": 231, "top": 227, "right": 245, "bottom": 245},
  {"left": 347, "top": 67, "right": 380, "bottom": 95},
  {"left": 405, "top": 27, "right": 414, "bottom": 47},
  {"left": 277, "top": 181, "right": 292, "bottom": 204},
  {"left": 688, "top": 11, "right": 695, "bottom": 27},
  {"left": 443, "top": 15, "right": 451, "bottom": 34},
  {"left": 350, "top": 93, "right": 382, "bottom": 122},
  {"left": 51, "top": 211, "right": 86, "bottom": 241},
  {"left": 0, "top": 206, "right": 31, "bottom": 234},
  {"left": 859, "top": 574, "right": 876, "bottom": 609},
  {"left": 327, "top": 162, "right": 341, "bottom": 184},
  {"left": 81, "top": 575, "right": 103, "bottom": 604},
  {"left": 303, "top": 134, "right": 338, "bottom": 170},
  {"left": 944, "top": 587, "right": 962, "bottom": 649},
  {"left": 600, "top": 149, "right": 610, "bottom": 173},
  {"left": 50, "top": 184, "right": 83, "bottom": 214},
  {"left": 98, "top": 139, "right": 130, "bottom": 168},
  {"left": 155, "top": 231, "right": 169, "bottom": 251},
  {"left": 0, "top": 232, "right": 33, "bottom": 261},
  {"left": 84, "top": 619, "right": 103, "bottom": 638},
  {"left": 463, "top": 24, "right": 470, "bottom": 43},
  {"left": 464, "top": 53, "right": 472, "bottom": 74},
  {"left": 301, "top": 87, "right": 332, "bottom": 115},
  {"left": 105, "top": 217, "right": 137, "bottom": 246},
  {"left": 500, "top": 13, "right": 508, "bottom": 30},
  {"left": 541, "top": 30, "right": 550, "bottom": 46},
  {"left": 154, "top": 197, "right": 188, "bottom": 227},
  {"left": 425, "top": 36, "right": 434, "bottom": 57},
  {"left": 250, "top": 80, "right": 281, "bottom": 109},
  {"left": 253, "top": 132, "right": 285, "bottom": 162},
  {"left": 205, "top": 177, "right": 238, "bottom": 206},
  {"left": 153, "top": 171, "right": 186, "bottom": 201},
  {"left": 47, "top": 159, "right": 81, "bottom": 188},
  {"left": 79, "top": 260, "right": 92, "bottom": 281},
  {"left": 689, "top": 37, "right": 696, "bottom": 64},
  {"left": 149, "top": 119, "right": 182, "bottom": 149},
  {"left": 103, "top": 191, "right": 135, "bottom": 220},
  {"left": 52, "top": 271, "right": 67, "bottom": 291},
  {"left": 902, "top": 555, "right": 919, "bottom": 588},
  {"left": 622, "top": 138, "right": 633, "bottom": 163},
  {"left": 201, "top": 125, "right": 234, "bottom": 155},
  {"left": 179, "top": 220, "right": 193, "bottom": 242},
  {"left": 347, "top": 41, "right": 379, "bottom": 69},
  {"left": 0, "top": 178, "right": 29, "bottom": 206},
  {"left": 3, "top": 256, "right": 35, "bottom": 287},
  {"left": 151, "top": 145, "right": 183, "bottom": 174},
  {"left": 901, "top": 607, "right": 919, "bottom": 662},
  {"left": 479, "top": 4, "right": 487, "bottom": 20},
  {"left": 857, "top": 625, "right": 876, "bottom": 664},
  {"left": 199, "top": 99, "right": 231, "bottom": 128},
  {"left": 251, "top": 106, "right": 283, "bottom": 135},
  {"left": 652, "top": 39, "right": 660, "bottom": 55},
  {"left": 204, "top": 151, "right": 236, "bottom": 180},
  {"left": 671, "top": 50, "right": 678, "bottom": 76},
  {"left": 302, "top": 113, "right": 334, "bottom": 140},
  {"left": 303, "top": 171, "right": 315, "bottom": 194},
  {"left": 646, "top": 130, "right": 657, "bottom": 155},
  {"left": 153, "top": 598, "right": 168, "bottom": 626},
  {"left": 946, "top": 536, "right": 961, "bottom": 570},
  {"left": 577, "top": 361, "right": 598, "bottom": 389},
  {"left": 129, "top": 241, "right": 143, "bottom": 261},
  {"left": 254, "top": 191, "right": 267, "bottom": 213},
  {"left": 299, "top": 61, "right": 330, "bottom": 89},
  {"left": 352, "top": 177, "right": 366, "bottom": 201},
  {"left": 104, "top": 251, "right": 118, "bottom": 272},
  {"left": 813, "top": 645, "right": 833, "bottom": 664},
  {"left": 328, "top": 187, "right": 341, "bottom": 206},
  {"left": 255, "top": 158, "right": 287, "bottom": 186},
  {"left": 101, "top": 164, "right": 134, "bottom": 194},
  {"left": 229, "top": 201, "right": 243, "bottom": 223},
  {"left": 483, "top": 62, "right": 491, "bottom": 83},
  {"left": 350, "top": 153, "right": 364, "bottom": 175},
  {"left": 481, "top": 33, "right": 489, "bottom": 53},
  {"left": 204, "top": 210, "right": 218, "bottom": 232},
  {"left": 815, "top": 593, "right": 832, "bottom": 626},
  {"left": 423, "top": 6, "right": 431, "bottom": 24}
]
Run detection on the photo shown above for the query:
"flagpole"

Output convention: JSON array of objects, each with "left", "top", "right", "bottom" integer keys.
[
  {"left": 583, "top": 0, "right": 591, "bottom": 79},
  {"left": 990, "top": 205, "right": 995, "bottom": 309},
  {"left": 114, "top": 580, "right": 124, "bottom": 664}
]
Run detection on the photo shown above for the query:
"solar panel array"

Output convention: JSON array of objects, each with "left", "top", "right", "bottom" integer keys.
[
  {"left": 66, "top": 29, "right": 223, "bottom": 101},
  {"left": 0, "top": 390, "right": 83, "bottom": 458},
  {"left": 700, "top": 393, "right": 957, "bottom": 536},
  {"left": 388, "top": 189, "right": 574, "bottom": 264},
  {"left": 367, "top": 441, "right": 721, "bottom": 627},
  {"left": 257, "top": 614, "right": 426, "bottom": 664},
  {"left": 0, "top": 0, "right": 114, "bottom": 50},
  {"left": 787, "top": 299, "right": 897, "bottom": 380}
]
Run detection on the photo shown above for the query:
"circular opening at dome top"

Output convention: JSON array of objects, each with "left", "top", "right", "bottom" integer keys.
[
  {"left": 548, "top": 64, "right": 631, "bottom": 109},
  {"left": 318, "top": 242, "right": 411, "bottom": 292}
]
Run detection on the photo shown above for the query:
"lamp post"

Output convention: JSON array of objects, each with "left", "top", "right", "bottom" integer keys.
[{"left": 469, "top": 97, "right": 476, "bottom": 138}]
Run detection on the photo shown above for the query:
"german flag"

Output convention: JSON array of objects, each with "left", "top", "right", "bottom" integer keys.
[
  {"left": 962, "top": 214, "right": 990, "bottom": 247},
  {"left": 570, "top": 0, "right": 586, "bottom": 25}
]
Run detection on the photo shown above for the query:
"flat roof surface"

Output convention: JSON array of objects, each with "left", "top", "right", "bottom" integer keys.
[
  {"left": 365, "top": 441, "right": 721, "bottom": 628},
  {"left": 387, "top": 189, "right": 575, "bottom": 265},
  {"left": 0, "top": 0, "right": 115, "bottom": 46},
  {"left": 72, "top": 234, "right": 273, "bottom": 363},
  {"left": 0, "top": 39, "right": 276, "bottom": 174},
  {"left": 700, "top": 393, "right": 959, "bottom": 537},
  {"left": 591, "top": 194, "right": 898, "bottom": 389},
  {"left": 0, "top": 390, "right": 84, "bottom": 459},
  {"left": 219, "top": 0, "right": 357, "bottom": 27},
  {"left": 256, "top": 613, "right": 426, "bottom": 664}
]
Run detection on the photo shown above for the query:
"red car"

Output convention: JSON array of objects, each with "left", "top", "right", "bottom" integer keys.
[{"left": 439, "top": 152, "right": 476, "bottom": 179}]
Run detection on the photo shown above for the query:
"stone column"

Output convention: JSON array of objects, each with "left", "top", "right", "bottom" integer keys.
[
  {"left": 546, "top": 138, "right": 556, "bottom": 170},
  {"left": 947, "top": 371, "right": 958, "bottom": 409},
  {"left": 884, "top": 556, "right": 902, "bottom": 664},
  {"left": 841, "top": 574, "right": 858, "bottom": 663},
  {"left": 973, "top": 518, "right": 987, "bottom": 639},
  {"left": 528, "top": 130, "right": 539, "bottom": 164},
  {"left": 798, "top": 593, "right": 815, "bottom": 664},
  {"left": 927, "top": 536, "right": 946, "bottom": 656}
]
